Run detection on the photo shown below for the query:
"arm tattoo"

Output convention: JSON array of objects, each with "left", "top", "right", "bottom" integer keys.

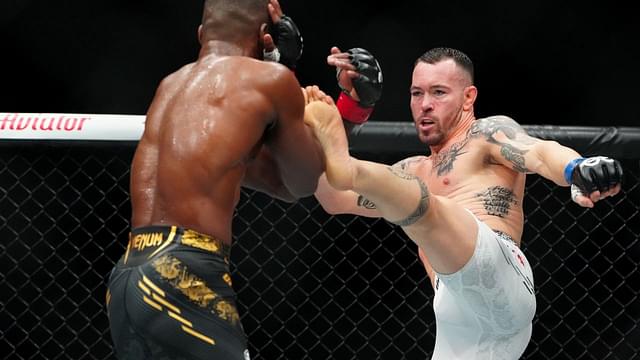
[
  {"left": 386, "top": 167, "right": 430, "bottom": 227},
  {"left": 475, "top": 186, "right": 518, "bottom": 218},
  {"left": 500, "top": 144, "right": 528, "bottom": 173},
  {"left": 471, "top": 116, "right": 536, "bottom": 173},
  {"left": 356, "top": 195, "right": 377, "bottom": 209}
]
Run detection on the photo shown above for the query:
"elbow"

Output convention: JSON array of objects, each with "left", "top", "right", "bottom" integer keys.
[
  {"left": 269, "top": 184, "right": 297, "bottom": 203},
  {"left": 284, "top": 173, "right": 321, "bottom": 200},
  {"left": 255, "top": 180, "right": 301, "bottom": 203},
  {"left": 281, "top": 183, "right": 318, "bottom": 203},
  {"left": 274, "top": 194, "right": 297, "bottom": 203},
  {"left": 287, "top": 186, "right": 318, "bottom": 202}
]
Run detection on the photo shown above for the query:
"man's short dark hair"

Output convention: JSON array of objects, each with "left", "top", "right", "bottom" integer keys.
[
  {"left": 416, "top": 47, "right": 474, "bottom": 84},
  {"left": 201, "top": 0, "right": 269, "bottom": 40}
]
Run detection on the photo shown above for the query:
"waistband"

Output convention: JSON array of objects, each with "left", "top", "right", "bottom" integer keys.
[
  {"left": 493, "top": 229, "right": 517, "bottom": 246},
  {"left": 122, "top": 225, "right": 230, "bottom": 267}
]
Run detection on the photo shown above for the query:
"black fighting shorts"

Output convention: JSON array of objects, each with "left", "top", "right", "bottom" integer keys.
[{"left": 106, "top": 226, "right": 250, "bottom": 360}]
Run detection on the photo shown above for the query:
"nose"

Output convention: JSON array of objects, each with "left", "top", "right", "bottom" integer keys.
[{"left": 421, "top": 95, "right": 433, "bottom": 112}]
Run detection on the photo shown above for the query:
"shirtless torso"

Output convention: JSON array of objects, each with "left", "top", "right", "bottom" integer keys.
[
  {"left": 131, "top": 54, "right": 322, "bottom": 245},
  {"left": 312, "top": 47, "right": 621, "bottom": 360},
  {"left": 396, "top": 116, "right": 527, "bottom": 282},
  {"left": 108, "top": 4, "right": 325, "bottom": 357}
]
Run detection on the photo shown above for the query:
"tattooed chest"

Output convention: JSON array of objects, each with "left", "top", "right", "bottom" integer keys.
[{"left": 431, "top": 138, "right": 472, "bottom": 177}]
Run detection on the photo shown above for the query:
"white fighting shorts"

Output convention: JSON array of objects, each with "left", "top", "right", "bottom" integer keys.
[{"left": 431, "top": 215, "right": 536, "bottom": 360}]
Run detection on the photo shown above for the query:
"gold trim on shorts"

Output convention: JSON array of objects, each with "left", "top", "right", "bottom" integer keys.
[
  {"left": 151, "top": 254, "right": 240, "bottom": 326},
  {"left": 137, "top": 273, "right": 216, "bottom": 345}
]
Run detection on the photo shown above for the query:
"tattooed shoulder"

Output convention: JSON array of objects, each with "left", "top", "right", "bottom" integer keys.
[
  {"left": 471, "top": 116, "right": 538, "bottom": 173},
  {"left": 470, "top": 116, "right": 526, "bottom": 141}
]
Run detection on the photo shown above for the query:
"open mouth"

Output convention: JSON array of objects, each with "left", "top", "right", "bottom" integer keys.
[{"left": 418, "top": 119, "right": 434, "bottom": 131}]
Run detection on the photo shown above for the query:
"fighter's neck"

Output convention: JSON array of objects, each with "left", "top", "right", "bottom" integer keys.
[
  {"left": 199, "top": 40, "right": 257, "bottom": 59},
  {"left": 429, "top": 113, "right": 476, "bottom": 154}
]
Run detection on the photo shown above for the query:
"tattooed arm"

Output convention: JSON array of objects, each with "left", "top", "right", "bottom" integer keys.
[
  {"left": 472, "top": 115, "right": 582, "bottom": 185},
  {"left": 314, "top": 155, "right": 426, "bottom": 215}
]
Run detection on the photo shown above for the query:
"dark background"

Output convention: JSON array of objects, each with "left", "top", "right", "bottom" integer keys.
[
  {"left": 2, "top": 2, "right": 640, "bottom": 358},
  {"left": 1, "top": 0, "right": 638, "bottom": 127}
]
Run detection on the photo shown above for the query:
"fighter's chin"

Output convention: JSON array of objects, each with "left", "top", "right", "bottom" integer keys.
[{"left": 418, "top": 132, "right": 444, "bottom": 146}]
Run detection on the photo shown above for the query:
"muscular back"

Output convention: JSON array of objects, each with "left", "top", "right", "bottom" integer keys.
[{"left": 130, "top": 55, "right": 318, "bottom": 243}]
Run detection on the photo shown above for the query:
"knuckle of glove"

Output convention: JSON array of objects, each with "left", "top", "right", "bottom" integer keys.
[
  {"left": 347, "top": 48, "right": 370, "bottom": 56},
  {"left": 274, "top": 15, "right": 303, "bottom": 68},
  {"left": 347, "top": 48, "right": 383, "bottom": 107},
  {"left": 611, "top": 159, "right": 624, "bottom": 185},
  {"left": 573, "top": 156, "right": 620, "bottom": 194},
  {"left": 353, "top": 61, "right": 378, "bottom": 79},
  {"left": 353, "top": 77, "right": 382, "bottom": 107}
]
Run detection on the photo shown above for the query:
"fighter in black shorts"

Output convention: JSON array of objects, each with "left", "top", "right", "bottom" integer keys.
[
  {"left": 107, "top": 226, "right": 244, "bottom": 359},
  {"left": 105, "top": 0, "right": 328, "bottom": 358}
]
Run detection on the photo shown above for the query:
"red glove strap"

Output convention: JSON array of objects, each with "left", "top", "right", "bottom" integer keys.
[{"left": 336, "top": 92, "right": 373, "bottom": 124}]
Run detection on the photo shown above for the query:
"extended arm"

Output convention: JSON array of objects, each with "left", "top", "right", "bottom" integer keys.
[
  {"left": 241, "top": 64, "right": 324, "bottom": 200},
  {"left": 267, "top": 70, "right": 325, "bottom": 198},
  {"left": 472, "top": 116, "right": 579, "bottom": 184},
  {"left": 475, "top": 115, "right": 623, "bottom": 207}
]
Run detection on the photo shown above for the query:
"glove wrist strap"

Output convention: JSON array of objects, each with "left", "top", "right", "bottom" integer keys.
[
  {"left": 336, "top": 92, "right": 373, "bottom": 124},
  {"left": 564, "top": 157, "right": 586, "bottom": 184}
]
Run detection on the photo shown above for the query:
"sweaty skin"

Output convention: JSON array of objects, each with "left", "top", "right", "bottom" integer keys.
[{"left": 130, "top": 54, "right": 323, "bottom": 245}]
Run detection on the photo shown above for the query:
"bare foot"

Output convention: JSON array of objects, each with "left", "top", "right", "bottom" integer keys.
[
  {"left": 303, "top": 85, "right": 334, "bottom": 105},
  {"left": 304, "top": 101, "right": 356, "bottom": 190}
]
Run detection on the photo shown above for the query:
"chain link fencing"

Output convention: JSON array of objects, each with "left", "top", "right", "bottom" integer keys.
[{"left": 1, "top": 126, "right": 639, "bottom": 359}]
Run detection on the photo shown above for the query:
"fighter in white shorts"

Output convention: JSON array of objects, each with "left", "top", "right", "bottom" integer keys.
[
  {"left": 310, "top": 47, "right": 623, "bottom": 359},
  {"left": 432, "top": 214, "right": 535, "bottom": 359}
]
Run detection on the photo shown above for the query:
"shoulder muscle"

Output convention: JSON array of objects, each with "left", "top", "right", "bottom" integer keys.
[{"left": 471, "top": 115, "right": 540, "bottom": 173}]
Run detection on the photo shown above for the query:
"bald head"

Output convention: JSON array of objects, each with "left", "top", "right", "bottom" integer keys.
[{"left": 200, "top": 0, "right": 270, "bottom": 42}]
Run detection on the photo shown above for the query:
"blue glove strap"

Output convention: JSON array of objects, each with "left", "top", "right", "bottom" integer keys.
[{"left": 564, "top": 157, "right": 586, "bottom": 184}]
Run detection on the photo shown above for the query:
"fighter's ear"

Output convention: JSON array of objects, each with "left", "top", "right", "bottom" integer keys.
[
  {"left": 259, "top": 23, "right": 272, "bottom": 54},
  {"left": 259, "top": 23, "right": 269, "bottom": 40},
  {"left": 463, "top": 85, "right": 478, "bottom": 111}
]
